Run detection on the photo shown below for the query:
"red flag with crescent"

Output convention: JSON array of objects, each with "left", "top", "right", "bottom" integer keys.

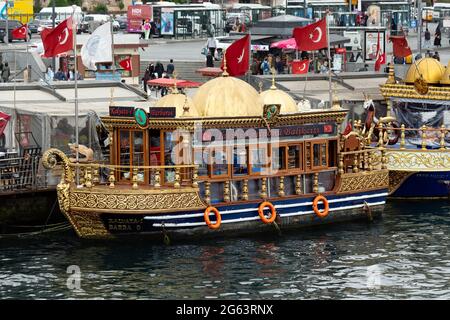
[
  {"left": 0, "top": 111, "right": 11, "bottom": 136},
  {"left": 389, "top": 35, "right": 412, "bottom": 58},
  {"left": 293, "top": 18, "right": 328, "bottom": 51},
  {"left": 41, "top": 17, "right": 74, "bottom": 58},
  {"left": 292, "top": 59, "right": 310, "bottom": 74},
  {"left": 220, "top": 34, "right": 250, "bottom": 76},
  {"left": 374, "top": 32, "right": 385, "bottom": 71},
  {"left": 119, "top": 57, "right": 132, "bottom": 71},
  {"left": 12, "top": 24, "right": 28, "bottom": 40}
]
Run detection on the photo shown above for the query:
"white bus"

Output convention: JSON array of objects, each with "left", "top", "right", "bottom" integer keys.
[{"left": 37, "top": 6, "right": 83, "bottom": 24}]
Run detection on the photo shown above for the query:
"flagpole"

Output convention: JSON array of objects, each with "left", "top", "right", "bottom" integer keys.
[
  {"left": 326, "top": 11, "right": 332, "bottom": 108},
  {"left": 72, "top": 5, "right": 80, "bottom": 184},
  {"left": 110, "top": 16, "right": 116, "bottom": 80}
]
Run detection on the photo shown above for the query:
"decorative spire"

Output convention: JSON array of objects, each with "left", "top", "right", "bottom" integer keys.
[
  {"left": 258, "top": 81, "right": 263, "bottom": 93},
  {"left": 331, "top": 82, "right": 341, "bottom": 110},
  {"left": 172, "top": 72, "right": 179, "bottom": 94},
  {"left": 270, "top": 67, "right": 276, "bottom": 90},
  {"left": 222, "top": 49, "right": 229, "bottom": 77},
  {"left": 386, "top": 63, "right": 396, "bottom": 84}
]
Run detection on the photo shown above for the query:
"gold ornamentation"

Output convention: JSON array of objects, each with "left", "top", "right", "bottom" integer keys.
[
  {"left": 313, "top": 173, "right": 319, "bottom": 193},
  {"left": 109, "top": 168, "right": 115, "bottom": 188},
  {"left": 204, "top": 181, "right": 211, "bottom": 204},
  {"left": 260, "top": 177, "right": 267, "bottom": 199},
  {"left": 223, "top": 180, "right": 230, "bottom": 202},
  {"left": 42, "top": 148, "right": 73, "bottom": 183},
  {"left": 242, "top": 179, "right": 249, "bottom": 200},
  {"left": 68, "top": 188, "right": 205, "bottom": 213},
  {"left": 295, "top": 175, "right": 302, "bottom": 195},
  {"left": 278, "top": 176, "right": 285, "bottom": 197},
  {"left": 132, "top": 168, "right": 138, "bottom": 189},
  {"left": 69, "top": 211, "right": 111, "bottom": 239},
  {"left": 389, "top": 170, "right": 414, "bottom": 194},
  {"left": 337, "top": 170, "right": 389, "bottom": 193},
  {"left": 386, "top": 150, "right": 450, "bottom": 171},
  {"left": 414, "top": 77, "right": 429, "bottom": 95}
]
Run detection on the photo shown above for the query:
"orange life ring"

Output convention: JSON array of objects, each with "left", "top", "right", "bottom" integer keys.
[
  {"left": 204, "top": 206, "right": 221, "bottom": 230},
  {"left": 313, "top": 195, "right": 329, "bottom": 218},
  {"left": 258, "top": 201, "right": 277, "bottom": 224}
]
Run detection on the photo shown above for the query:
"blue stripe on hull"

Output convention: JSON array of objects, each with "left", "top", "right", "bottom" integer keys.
[
  {"left": 142, "top": 189, "right": 388, "bottom": 230},
  {"left": 390, "top": 172, "right": 450, "bottom": 198}
]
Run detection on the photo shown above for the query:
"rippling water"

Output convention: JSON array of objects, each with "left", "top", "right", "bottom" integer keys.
[{"left": 1, "top": 201, "right": 450, "bottom": 299}]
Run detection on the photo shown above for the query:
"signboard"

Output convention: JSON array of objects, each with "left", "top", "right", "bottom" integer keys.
[
  {"left": 161, "top": 8, "right": 174, "bottom": 35},
  {"left": 149, "top": 107, "right": 176, "bottom": 118},
  {"left": 343, "top": 31, "right": 361, "bottom": 50},
  {"left": 251, "top": 44, "right": 269, "bottom": 51},
  {"left": 127, "top": 5, "right": 153, "bottom": 33},
  {"left": 277, "top": 123, "right": 336, "bottom": 137},
  {"left": 365, "top": 31, "right": 385, "bottom": 61},
  {"left": 0, "top": 0, "right": 34, "bottom": 23},
  {"left": 366, "top": 5, "right": 381, "bottom": 26},
  {"left": 109, "top": 106, "right": 135, "bottom": 118}
]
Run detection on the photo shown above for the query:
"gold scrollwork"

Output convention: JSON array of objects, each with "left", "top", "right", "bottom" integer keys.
[
  {"left": 337, "top": 170, "right": 389, "bottom": 193},
  {"left": 386, "top": 151, "right": 450, "bottom": 171}
]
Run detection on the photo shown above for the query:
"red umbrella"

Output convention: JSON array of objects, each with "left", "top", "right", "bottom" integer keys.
[
  {"left": 270, "top": 38, "right": 298, "bottom": 50},
  {"left": 196, "top": 67, "right": 223, "bottom": 77},
  {"left": 147, "top": 78, "right": 202, "bottom": 88}
]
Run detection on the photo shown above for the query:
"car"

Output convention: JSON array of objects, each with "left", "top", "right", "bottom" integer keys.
[
  {"left": 115, "top": 15, "right": 128, "bottom": 30},
  {"left": 27, "top": 20, "right": 40, "bottom": 34},
  {"left": 0, "top": 20, "right": 32, "bottom": 42},
  {"left": 80, "top": 14, "right": 111, "bottom": 33}
]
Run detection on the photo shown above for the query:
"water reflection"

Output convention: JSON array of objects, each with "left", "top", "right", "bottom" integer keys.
[{"left": 1, "top": 201, "right": 450, "bottom": 299}]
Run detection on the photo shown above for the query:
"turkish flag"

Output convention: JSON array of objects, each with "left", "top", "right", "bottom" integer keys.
[
  {"left": 374, "top": 32, "right": 386, "bottom": 71},
  {"left": 12, "top": 24, "right": 28, "bottom": 40},
  {"left": 389, "top": 35, "right": 412, "bottom": 58},
  {"left": 41, "top": 17, "right": 74, "bottom": 58},
  {"left": 0, "top": 111, "right": 11, "bottom": 136},
  {"left": 119, "top": 58, "right": 132, "bottom": 71},
  {"left": 293, "top": 18, "right": 328, "bottom": 51},
  {"left": 292, "top": 59, "right": 310, "bottom": 74},
  {"left": 342, "top": 122, "right": 352, "bottom": 135},
  {"left": 220, "top": 34, "right": 250, "bottom": 76}
]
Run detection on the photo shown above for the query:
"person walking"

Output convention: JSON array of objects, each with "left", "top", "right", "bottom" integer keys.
[
  {"left": 1, "top": 62, "right": 10, "bottom": 82},
  {"left": 434, "top": 26, "right": 442, "bottom": 48},
  {"left": 206, "top": 36, "right": 217, "bottom": 59},
  {"left": 424, "top": 28, "right": 431, "bottom": 48},
  {"left": 260, "top": 57, "right": 270, "bottom": 75},
  {"left": 45, "top": 65, "right": 54, "bottom": 82},
  {"left": 166, "top": 59, "right": 175, "bottom": 76},
  {"left": 275, "top": 56, "right": 284, "bottom": 74},
  {"left": 154, "top": 61, "right": 164, "bottom": 78},
  {"left": 144, "top": 19, "right": 151, "bottom": 40},
  {"left": 142, "top": 67, "right": 151, "bottom": 94},
  {"left": 206, "top": 52, "right": 214, "bottom": 67}
]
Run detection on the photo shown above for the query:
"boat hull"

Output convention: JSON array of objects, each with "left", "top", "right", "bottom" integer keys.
[
  {"left": 389, "top": 170, "right": 450, "bottom": 198},
  {"left": 66, "top": 189, "right": 388, "bottom": 240}
]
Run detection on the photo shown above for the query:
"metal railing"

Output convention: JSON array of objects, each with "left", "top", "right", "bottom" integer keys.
[{"left": 0, "top": 155, "right": 42, "bottom": 192}]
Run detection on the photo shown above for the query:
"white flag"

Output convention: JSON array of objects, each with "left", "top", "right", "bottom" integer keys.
[{"left": 81, "top": 22, "right": 112, "bottom": 71}]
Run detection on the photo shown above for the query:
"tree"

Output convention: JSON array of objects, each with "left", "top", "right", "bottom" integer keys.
[
  {"left": 67, "top": 0, "right": 82, "bottom": 6},
  {"left": 118, "top": 1, "right": 125, "bottom": 11},
  {"left": 94, "top": 3, "right": 108, "bottom": 14},
  {"left": 49, "top": 0, "right": 69, "bottom": 7}
]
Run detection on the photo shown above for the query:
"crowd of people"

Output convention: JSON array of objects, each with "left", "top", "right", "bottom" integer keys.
[
  {"left": 45, "top": 66, "right": 83, "bottom": 82},
  {"left": 141, "top": 59, "right": 175, "bottom": 96}
]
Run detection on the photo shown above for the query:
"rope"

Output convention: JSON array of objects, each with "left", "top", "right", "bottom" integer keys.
[{"left": 0, "top": 222, "right": 72, "bottom": 239}]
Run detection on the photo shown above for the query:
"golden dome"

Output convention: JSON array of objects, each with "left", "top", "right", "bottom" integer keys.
[
  {"left": 193, "top": 76, "right": 263, "bottom": 117},
  {"left": 155, "top": 91, "right": 198, "bottom": 117},
  {"left": 260, "top": 81, "right": 298, "bottom": 114},
  {"left": 404, "top": 57, "right": 445, "bottom": 84},
  {"left": 440, "top": 62, "right": 450, "bottom": 85}
]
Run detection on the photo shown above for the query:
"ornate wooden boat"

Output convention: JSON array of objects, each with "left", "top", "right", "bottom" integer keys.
[
  {"left": 378, "top": 58, "right": 450, "bottom": 198},
  {"left": 42, "top": 72, "right": 389, "bottom": 240}
]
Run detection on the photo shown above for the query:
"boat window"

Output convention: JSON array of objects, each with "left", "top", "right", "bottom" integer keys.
[
  {"left": 311, "top": 140, "right": 328, "bottom": 170},
  {"left": 211, "top": 149, "right": 229, "bottom": 177},
  {"left": 250, "top": 146, "right": 268, "bottom": 175},
  {"left": 118, "top": 129, "right": 145, "bottom": 181},
  {"left": 119, "top": 130, "right": 131, "bottom": 180},
  {"left": 149, "top": 130, "right": 161, "bottom": 166},
  {"left": 164, "top": 131, "right": 176, "bottom": 183},
  {"left": 133, "top": 131, "right": 145, "bottom": 182},
  {"left": 272, "top": 146, "right": 287, "bottom": 172},
  {"left": 194, "top": 148, "right": 209, "bottom": 177},
  {"left": 287, "top": 144, "right": 302, "bottom": 170},
  {"left": 232, "top": 146, "right": 248, "bottom": 176}
]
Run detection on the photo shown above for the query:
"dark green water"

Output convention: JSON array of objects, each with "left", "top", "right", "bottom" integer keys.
[{"left": 1, "top": 201, "right": 449, "bottom": 299}]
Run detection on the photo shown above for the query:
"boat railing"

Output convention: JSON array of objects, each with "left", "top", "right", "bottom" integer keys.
[
  {"left": 377, "top": 123, "right": 450, "bottom": 151},
  {"left": 67, "top": 162, "right": 200, "bottom": 189},
  {"left": 338, "top": 147, "right": 386, "bottom": 174},
  {"left": 0, "top": 155, "right": 43, "bottom": 192}
]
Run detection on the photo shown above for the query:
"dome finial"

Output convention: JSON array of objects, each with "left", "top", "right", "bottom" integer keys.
[
  {"left": 171, "top": 72, "right": 179, "bottom": 94},
  {"left": 222, "top": 49, "right": 229, "bottom": 77},
  {"left": 270, "top": 67, "right": 276, "bottom": 90}
]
